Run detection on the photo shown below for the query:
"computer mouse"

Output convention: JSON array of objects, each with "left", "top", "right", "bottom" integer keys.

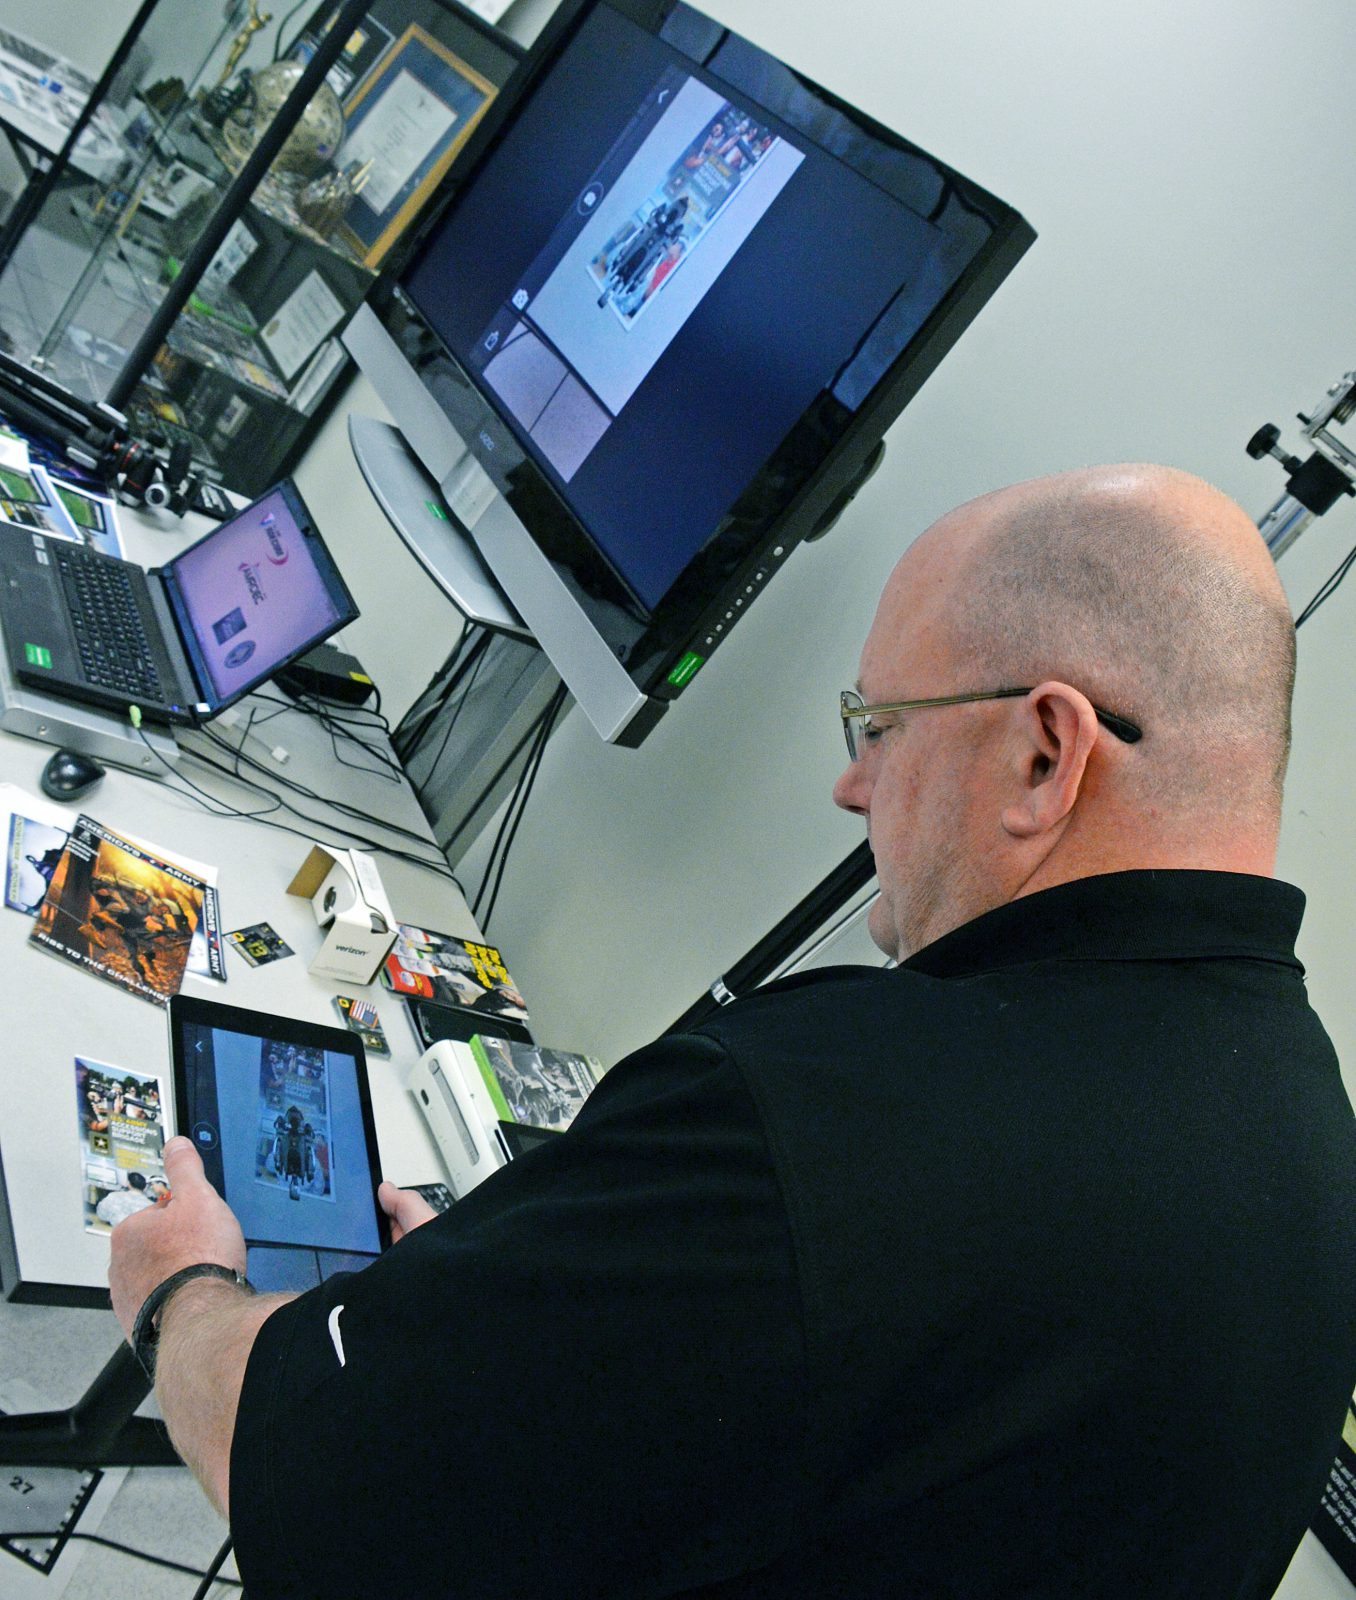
[{"left": 40, "top": 748, "right": 107, "bottom": 803}]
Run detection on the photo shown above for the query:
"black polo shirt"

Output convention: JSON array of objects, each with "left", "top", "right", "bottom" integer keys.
[{"left": 230, "top": 870, "right": 1356, "bottom": 1599}]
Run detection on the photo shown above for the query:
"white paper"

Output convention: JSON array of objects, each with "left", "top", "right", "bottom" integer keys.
[
  {"left": 344, "top": 68, "right": 457, "bottom": 215},
  {"left": 288, "top": 337, "right": 346, "bottom": 415},
  {"left": 0, "top": 428, "right": 29, "bottom": 474},
  {"left": 260, "top": 269, "right": 345, "bottom": 382}
]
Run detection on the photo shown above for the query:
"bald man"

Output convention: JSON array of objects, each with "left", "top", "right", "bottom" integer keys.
[{"left": 112, "top": 466, "right": 1355, "bottom": 1600}]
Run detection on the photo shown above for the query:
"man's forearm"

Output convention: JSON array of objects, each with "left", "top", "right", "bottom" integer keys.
[{"left": 154, "top": 1279, "right": 295, "bottom": 1518}]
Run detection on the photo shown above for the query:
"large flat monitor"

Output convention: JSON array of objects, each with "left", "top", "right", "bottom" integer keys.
[{"left": 345, "top": 0, "right": 1035, "bottom": 744}]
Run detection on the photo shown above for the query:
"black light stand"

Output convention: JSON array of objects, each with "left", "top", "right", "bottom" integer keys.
[
  {"left": 670, "top": 840, "right": 876, "bottom": 1033},
  {"left": 0, "top": 1341, "right": 178, "bottom": 1468}
]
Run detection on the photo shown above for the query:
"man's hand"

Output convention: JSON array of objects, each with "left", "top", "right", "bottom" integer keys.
[
  {"left": 109, "top": 1136, "right": 247, "bottom": 1341},
  {"left": 378, "top": 1181, "right": 438, "bottom": 1244}
]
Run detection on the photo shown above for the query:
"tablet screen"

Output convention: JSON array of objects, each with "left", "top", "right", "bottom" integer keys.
[{"left": 169, "top": 997, "right": 389, "bottom": 1294}]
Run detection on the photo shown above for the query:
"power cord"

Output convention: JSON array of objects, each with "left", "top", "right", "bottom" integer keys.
[
  {"left": 130, "top": 718, "right": 466, "bottom": 895},
  {"left": 394, "top": 628, "right": 487, "bottom": 766},
  {"left": 191, "top": 1534, "right": 236, "bottom": 1599},
  {"left": 1294, "top": 540, "right": 1356, "bottom": 629},
  {"left": 0, "top": 1527, "right": 241, "bottom": 1589},
  {"left": 191, "top": 724, "right": 460, "bottom": 871},
  {"left": 472, "top": 682, "right": 569, "bottom": 931}
]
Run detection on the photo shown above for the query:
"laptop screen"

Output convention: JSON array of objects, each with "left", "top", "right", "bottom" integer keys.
[{"left": 166, "top": 483, "right": 356, "bottom": 710}]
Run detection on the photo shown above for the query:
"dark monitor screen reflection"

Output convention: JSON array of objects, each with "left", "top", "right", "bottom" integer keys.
[
  {"left": 358, "top": 0, "right": 1034, "bottom": 741},
  {"left": 404, "top": 2, "right": 950, "bottom": 614},
  {"left": 178, "top": 1019, "right": 383, "bottom": 1294}
]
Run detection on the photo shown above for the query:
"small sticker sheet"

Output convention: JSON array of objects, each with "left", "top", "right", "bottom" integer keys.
[
  {"left": 334, "top": 993, "right": 391, "bottom": 1056},
  {"left": 227, "top": 922, "right": 294, "bottom": 967}
]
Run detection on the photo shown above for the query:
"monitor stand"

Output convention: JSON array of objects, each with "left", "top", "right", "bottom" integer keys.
[{"left": 349, "top": 414, "right": 563, "bottom": 864}]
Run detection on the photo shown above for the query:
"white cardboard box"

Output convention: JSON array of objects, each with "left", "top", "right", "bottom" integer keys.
[{"left": 287, "top": 842, "right": 397, "bottom": 984}]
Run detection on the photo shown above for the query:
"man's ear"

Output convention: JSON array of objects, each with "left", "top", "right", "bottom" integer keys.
[{"left": 1000, "top": 681, "right": 1100, "bottom": 839}]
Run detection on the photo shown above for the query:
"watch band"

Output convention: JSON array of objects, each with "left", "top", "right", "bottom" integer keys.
[{"left": 131, "top": 1263, "right": 253, "bottom": 1378}]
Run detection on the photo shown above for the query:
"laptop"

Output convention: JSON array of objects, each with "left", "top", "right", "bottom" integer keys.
[{"left": 0, "top": 479, "right": 359, "bottom": 726}]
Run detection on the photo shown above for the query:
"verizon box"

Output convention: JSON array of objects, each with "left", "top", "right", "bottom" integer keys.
[{"left": 287, "top": 843, "right": 397, "bottom": 984}]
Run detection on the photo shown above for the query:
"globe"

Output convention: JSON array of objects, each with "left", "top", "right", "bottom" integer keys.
[{"left": 221, "top": 59, "right": 345, "bottom": 177}]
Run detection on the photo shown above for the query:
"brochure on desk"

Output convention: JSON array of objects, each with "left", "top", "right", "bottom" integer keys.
[
  {"left": 73, "top": 1056, "right": 167, "bottom": 1235},
  {"left": 29, "top": 815, "right": 206, "bottom": 1005}
]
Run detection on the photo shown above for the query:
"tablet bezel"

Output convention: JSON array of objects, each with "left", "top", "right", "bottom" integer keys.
[{"left": 167, "top": 993, "right": 392, "bottom": 1270}]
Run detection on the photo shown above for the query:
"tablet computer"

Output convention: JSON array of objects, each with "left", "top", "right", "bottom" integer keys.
[{"left": 168, "top": 994, "right": 391, "bottom": 1294}]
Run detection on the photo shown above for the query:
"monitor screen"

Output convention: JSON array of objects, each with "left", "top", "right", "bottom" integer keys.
[
  {"left": 356, "top": 0, "right": 1034, "bottom": 741},
  {"left": 166, "top": 481, "right": 357, "bottom": 709}
]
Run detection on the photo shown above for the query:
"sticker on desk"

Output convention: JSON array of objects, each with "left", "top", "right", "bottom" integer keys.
[
  {"left": 334, "top": 994, "right": 390, "bottom": 1056},
  {"left": 4, "top": 812, "right": 68, "bottom": 916},
  {"left": 189, "top": 884, "right": 227, "bottom": 982},
  {"left": 74, "top": 1057, "right": 166, "bottom": 1235},
  {"left": 227, "top": 922, "right": 294, "bottom": 967}
]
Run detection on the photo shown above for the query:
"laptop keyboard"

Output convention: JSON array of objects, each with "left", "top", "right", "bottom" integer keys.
[{"left": 54, "top": 547, "right": 165, "bottom": 701}]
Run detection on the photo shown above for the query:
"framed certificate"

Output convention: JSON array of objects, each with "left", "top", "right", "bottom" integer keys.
[{"left": 339, "top": 24, "right": 498, "bottom": 269}]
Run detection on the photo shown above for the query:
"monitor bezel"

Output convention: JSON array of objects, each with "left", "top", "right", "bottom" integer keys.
[{"left": 362, "top": 0, "right": 1035, "bottom": 739}]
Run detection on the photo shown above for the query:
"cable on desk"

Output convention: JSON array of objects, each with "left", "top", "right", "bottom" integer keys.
[
  {"left": 130, "top": 718, "right": 465, "bottom": 893},
  {"left": 130, "top": 717, "right": 286, "bottom": 825},
  {"left": 257, "top": 688, "right": 404, "bottom": 779},
  {"left": 190, "top": 1534, "right": 236, "bottom": 1600},
  {"left": 0, "top": 1528, "right": 242, "bottom": 1588},
  {"left": 193, "top": 723, "right": 455, "bottom": 863},
  {"left": 178, "top": 735, "right": 468, "bottom": 894},
  {"left": 473, "top": 680, "right": 568, "bottom": 932}
]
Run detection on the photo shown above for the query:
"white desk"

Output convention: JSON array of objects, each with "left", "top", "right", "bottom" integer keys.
[{"left": 0, "top": 502, "right": 466, "bottom": 1305}]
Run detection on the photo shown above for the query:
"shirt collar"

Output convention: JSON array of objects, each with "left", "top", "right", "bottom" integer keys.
[{"left": 900, "top": 869, "right": 1305, "bottom": 980}]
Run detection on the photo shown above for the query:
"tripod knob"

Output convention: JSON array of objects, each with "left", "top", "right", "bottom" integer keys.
[
  {"left": 1246, "top": 422, "right": 1304, "bottom": 474},
  {"left": 1247, "top": 423, "right": 1280, "bottom": 459}
]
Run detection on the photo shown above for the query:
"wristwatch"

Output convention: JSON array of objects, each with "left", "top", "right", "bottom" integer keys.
[{"left": 131, "top": 1263, "right": 253, "bottom": 1378}]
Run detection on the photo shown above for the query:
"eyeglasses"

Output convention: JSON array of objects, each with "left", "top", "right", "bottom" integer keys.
[{"left": 839, "top": 687, "right": 1142, "bottom": 762}]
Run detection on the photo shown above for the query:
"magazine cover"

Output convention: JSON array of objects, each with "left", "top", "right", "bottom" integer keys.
[
  {"left": 74, "top": 1057, "right": 167, "bottom": 1235},
  {"left": 30, "top": 815, "right": 205, "bottom": 1005},
  {"left": 254, "top": 1039, "right": 334, "bottom": 1203},
  {"left": 1313, "top": 1394, "right": 1356, "bottom": 1581},
  {"left": 587, "top": 101, "right": 783, "bottom": 327},
  {"left": 469, "top": 1035, "right": 600, "bottom": 1133},
  {"left": 381, "top": 925, "right": 528, "bottom": 1022}
]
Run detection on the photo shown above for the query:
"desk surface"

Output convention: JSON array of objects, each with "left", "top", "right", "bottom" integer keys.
[
  {"left": 0, "top": 504, "right": 468, "bottom": 1304},
  {"left": 0, "top": 36, "right": 123, "bottom": 177}
]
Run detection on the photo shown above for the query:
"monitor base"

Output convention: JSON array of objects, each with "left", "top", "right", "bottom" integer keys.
[{"left": 352, "top": 415, "right": 563, "bottom": 862}]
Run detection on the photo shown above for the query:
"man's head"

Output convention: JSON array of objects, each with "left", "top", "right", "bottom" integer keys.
[{"left": 833, "top": 464, "right": 1296, "bottom": 961}]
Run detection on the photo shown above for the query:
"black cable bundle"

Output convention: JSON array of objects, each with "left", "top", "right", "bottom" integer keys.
[{"left": 472, "top": 682, "right": 569, "bottom": 932}]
